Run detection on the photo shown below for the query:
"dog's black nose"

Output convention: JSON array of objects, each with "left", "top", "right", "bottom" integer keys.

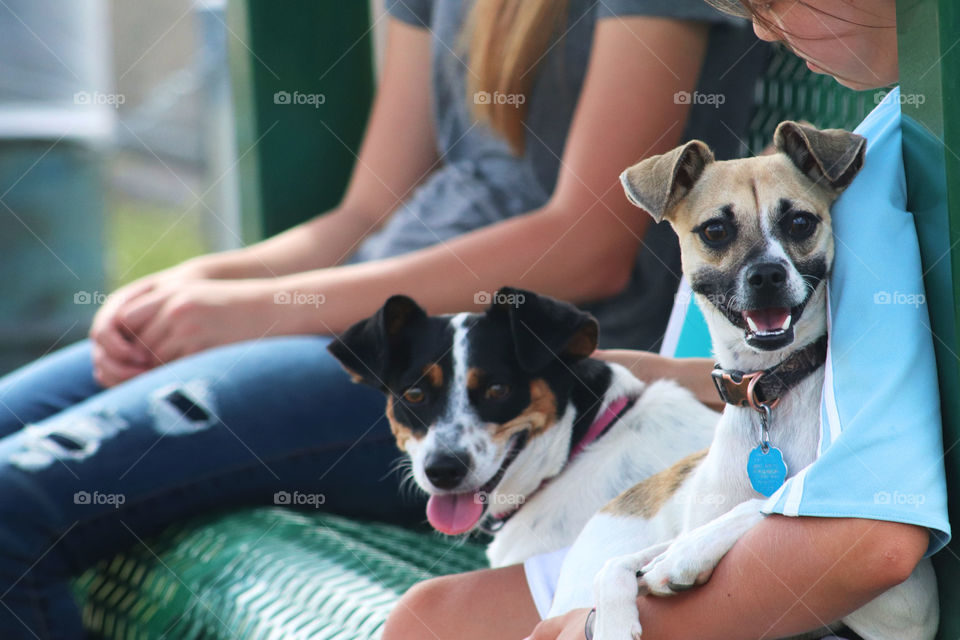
[
  {"left": 424, "top": 452, "right": 471, "bottom": 489},
  {"left": 746, "top": 262, "right": 787, "bottom": 292}
]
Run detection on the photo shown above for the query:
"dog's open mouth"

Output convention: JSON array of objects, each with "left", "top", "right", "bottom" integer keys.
[
  {"left": 425, "top": 431, "right": 528, "bottom": 535},
  {"left": 743, "top": 306, "right": 792, "bottom": 337},
  {"left": 741, "top": 303, "right": 805, "bottom": 350}
]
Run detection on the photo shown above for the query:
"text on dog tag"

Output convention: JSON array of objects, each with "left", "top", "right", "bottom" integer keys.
[{"left": 747, "top": 445, "right": 788, "bottom": 497}]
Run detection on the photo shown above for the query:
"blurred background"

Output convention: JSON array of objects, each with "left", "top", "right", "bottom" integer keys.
[
  {"left": 0, "top": 0, "right": 385, "bottom": 373},
  {"left": 0, "top": 0, "right": 234, "bottom": 373}
]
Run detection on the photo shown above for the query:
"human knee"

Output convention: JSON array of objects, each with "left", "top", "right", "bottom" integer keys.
[{"left": 382, "top": 576, "right": 458, "bottom": 640}]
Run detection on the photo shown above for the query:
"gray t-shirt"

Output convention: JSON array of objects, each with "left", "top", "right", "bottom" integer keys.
[{"left": 352, "top": 0, "right": 769, "bottom": 350}]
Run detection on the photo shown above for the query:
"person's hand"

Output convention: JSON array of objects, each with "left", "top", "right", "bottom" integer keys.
[
  {"left": 114, "top": 278, "right": 284, "bottom": 369},
  {"left": 89, "top": 258, "right": 221, "bottom": 387},
  {"left": 525, "top": 608, "right": 592, "bottom": 640}
]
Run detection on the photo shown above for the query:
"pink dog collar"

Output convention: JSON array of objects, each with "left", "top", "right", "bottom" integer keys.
[
  {"left": 480, "top": 395, "right": 635, "bottom": 533},
  {"left": 570, "top": 396, "right": 630, "bottom": 459}
]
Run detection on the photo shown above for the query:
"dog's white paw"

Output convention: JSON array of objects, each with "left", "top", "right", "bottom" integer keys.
[
  {"left": 637, "top": 499, "right": 766, "bottom": 596},
  {"left": 593, "top": 553, "right": 653, "bottom": 640},
  {"left": 638, "top": 536, "right": 716, "bottom": 596},
  {"left": 594, "top": 606, "right": 643, "bottom": 640}
]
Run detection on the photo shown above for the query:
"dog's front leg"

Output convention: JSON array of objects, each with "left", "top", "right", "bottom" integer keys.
[
  {"left": 640, "top": 498, "right": 766, "bottom": 596},
  {"left": 592, "top": 541, "right": 673, "bottom": 640}
]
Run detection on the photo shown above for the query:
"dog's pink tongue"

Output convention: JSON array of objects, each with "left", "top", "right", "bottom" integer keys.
[
  {"left": 426, "top": 493, "right": 484, "bottom": 535},
  {"left": 743, "top": 307, "right": 790, "bottom": 332}
]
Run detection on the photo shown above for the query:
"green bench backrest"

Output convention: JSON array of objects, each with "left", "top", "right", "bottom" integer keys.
[
  {"left": 228, "top": 0, "right": 374, "bottom": 242},
  {"left": 744, "top": 46, "right": 879, "bottom": 153},
  {"left": 897, "top": 1, "right": 960, "bottom": 638}
]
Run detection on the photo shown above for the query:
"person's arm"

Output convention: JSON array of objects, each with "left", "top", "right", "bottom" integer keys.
[
  {"left": 594, "top": 350, "right": 720, "bottom": 410},
  {"left": 254, "top": 15, "right": 712, "bottom": 334},
  {"left": 90, "top": 18, "right": 436, "bottom": 385},
  {"left": 193, "top": 18, "right": 439, "bottom": 279},
  {"left": 530, "top": 516, "right": 929, "bottom": 639},
  {"left": 117, "top": 16, "right": 711, "bottom": 363}
]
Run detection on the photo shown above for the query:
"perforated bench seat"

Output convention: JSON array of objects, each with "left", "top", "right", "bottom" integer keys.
[{"left": 72, "top": 508, "right": 487, "bottom": 640}]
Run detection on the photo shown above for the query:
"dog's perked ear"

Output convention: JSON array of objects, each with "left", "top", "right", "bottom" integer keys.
[
  {"left": 327, "top": 295, "right": 427, "bottom": 390},
  {"left": 619, "top": 140, "right": 714, "bottom": 223},
  {"left": 774, "top": 121, "right": 866, "bottom": 192},
  {"left": 491, "top": 287, "right": 598, "bottom": 372}
]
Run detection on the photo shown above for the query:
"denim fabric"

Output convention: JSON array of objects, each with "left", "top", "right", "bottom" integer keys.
[{"left": 0, "top": 339, "right": 423, "bottom": 638}]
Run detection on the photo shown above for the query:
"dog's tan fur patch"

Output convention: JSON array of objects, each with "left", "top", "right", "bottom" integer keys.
[
  {"left": 467, "top": 368, "right": 482, "bottom": 391},
  {"left": 385, "top": 396, "right": 423, "bottom": 451},
  {"left": 670, "top": 155, "right": 836, "bottom": 281},
  {"left": 423, "top": 363, "right": 443, "bottom": 388},
  {"left": 602, "top": 449, "right": 708, "bottom": 518},
  {"left": 336, "top": 363, "right": 366, "bottom": 384},
  {"left": 492, "top": 379, "right": 558, "bottom": 443}
]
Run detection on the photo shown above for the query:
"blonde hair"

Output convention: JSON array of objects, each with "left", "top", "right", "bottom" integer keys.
[{"left": 463, "top": 0, "right": 568, "bottom": 155}]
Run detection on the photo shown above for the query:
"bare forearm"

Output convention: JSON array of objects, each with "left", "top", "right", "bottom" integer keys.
[
  {"left": 633, "top": 516, "right": 927, "bottom": 639},
  {"left": 596, "top": 350, "right": 719, "bottom": 410},
  {"left": 198, "top": 207, "right": 379, "bottom": 279},
  {"left": 270, "top": 205, "right": 640, "bottom": 335}
]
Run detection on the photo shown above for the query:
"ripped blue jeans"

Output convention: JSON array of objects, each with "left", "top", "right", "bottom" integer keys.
[{"left": 0, "top": 337, "right": 422, "bottom": 639}]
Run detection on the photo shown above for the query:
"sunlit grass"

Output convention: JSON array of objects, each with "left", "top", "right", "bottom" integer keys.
[{"left": 105, "top": 196, "right": 207, "bottom": 288}]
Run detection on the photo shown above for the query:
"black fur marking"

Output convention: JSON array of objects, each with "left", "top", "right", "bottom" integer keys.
[
  {"left": 464, "top": 315, "right": 542, "bottom": 425},
  {"left": 327, "top": 295, "right": 428, "bottom": 392},
  {"left": 567, "top": 360, "right": 614, "bottom": 453},
  {"left": 329, "top": 289, "right": 614, "bottom": 449},
  {"left": 386, "top": 318, "right": 456, "bottom": 436},
  {"left": 775, "top": 198, "right": 792, "bottom": 218},
  {"left": 690, "top": 267, "right": 743, "bottom": 327},
  {"left": 465, "top": 308, "right": 610, "bottom": 432},
  {"left": 492, "top": 287, "right": 598, "bottom": 372},
  {"left": 795, "top": 256, "right": 828, "bottom": 291}
]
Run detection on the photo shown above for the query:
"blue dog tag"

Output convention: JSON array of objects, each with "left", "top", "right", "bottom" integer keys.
[{"left": 747, "top": 445, "right": 788, "bottom": 497}]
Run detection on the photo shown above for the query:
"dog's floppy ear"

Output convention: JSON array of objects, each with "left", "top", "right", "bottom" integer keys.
[
  {"left": 327, "top": 295, "right": 427, "bottom": 390},
  {"left": 774, "top": 121, "right": 866, "bottom": 192},
  {"left": 490, "top": 287, "right": 598, "bottom": 372},
  {"left": 620, "top": 140, "right": 714, "bottom": 223}
]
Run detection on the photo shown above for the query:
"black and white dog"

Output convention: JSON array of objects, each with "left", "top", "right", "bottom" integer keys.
[{"left": 328, "top": 288, "right": 717, "bottom": 567}]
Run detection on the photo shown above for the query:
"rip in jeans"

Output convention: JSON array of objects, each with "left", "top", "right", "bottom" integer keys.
[
  {"left": 10, "top": 410, "right": 128, "bottom": 471},
  {"left": 148, "top": 379, "right": 218, "bottom": 435}
]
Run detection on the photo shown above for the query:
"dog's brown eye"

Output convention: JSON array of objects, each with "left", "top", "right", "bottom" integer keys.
[
  {"left": 403, "top": 387, "right": 425, "bottom": 404},
  {"left": 784, "top": 213, "right": 817, "bottom": 240},
  {"left": 485, "top": 384, "right": 510, "bottom": 401},
  {"left": 699, "top": 221, "right": 731, "bottom": 246}
]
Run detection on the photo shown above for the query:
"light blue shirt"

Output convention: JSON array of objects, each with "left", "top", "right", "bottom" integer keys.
[{"left": 664, "top": 87, "right": 951, "bottom": 555}]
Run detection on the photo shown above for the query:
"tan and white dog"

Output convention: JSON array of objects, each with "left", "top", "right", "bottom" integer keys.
[{"left": 549, "top": 122, "right": 938, "bottom": 640}]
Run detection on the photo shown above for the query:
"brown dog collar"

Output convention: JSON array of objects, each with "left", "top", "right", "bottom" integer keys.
[{"left": 711, "top": 334, "right": 828, "bottom": 410}]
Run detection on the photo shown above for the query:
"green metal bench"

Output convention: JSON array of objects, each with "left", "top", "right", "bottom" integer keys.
[
  {"left": 72, "top": 1, "right": 960, "bottom": 638},
  {"left": 72, "top": 509, "right": 486, "bottom": 639}
]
